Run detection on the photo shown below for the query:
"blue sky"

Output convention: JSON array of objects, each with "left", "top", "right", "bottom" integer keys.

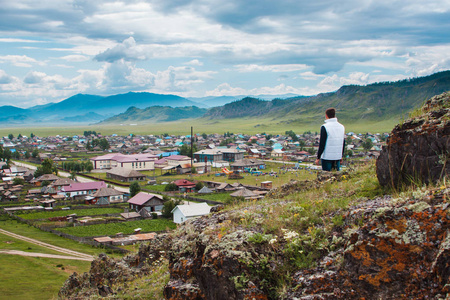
[{"left": 0, "top": 0, "right": 449, "bottom": 108}]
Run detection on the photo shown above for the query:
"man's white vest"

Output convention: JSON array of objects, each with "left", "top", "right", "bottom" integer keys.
[{"left": 321, "top": 118, "right": 345, "bottom": 160}]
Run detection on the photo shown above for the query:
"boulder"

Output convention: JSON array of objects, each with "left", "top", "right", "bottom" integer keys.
[{"left": 376, "top": 92, "right": 450, "bottom": 187}]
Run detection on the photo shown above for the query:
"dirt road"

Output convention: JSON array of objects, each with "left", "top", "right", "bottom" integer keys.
[
  {"left": 0, "top": 249, "right": 93, "bottom": 261},
  {"left": 0, "top": 228, "right": 94, "bottom": 261},
  {"left": 12, "top": 161, "right": 129, "bottom": 193}
]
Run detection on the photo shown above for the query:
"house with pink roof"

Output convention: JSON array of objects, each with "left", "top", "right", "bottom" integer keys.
[
  {"left": 90, "top": 153, "right": 159, "bottom": 171},
  {"left": 127, "top": 192, "right": 165, "bottom": 212},
  {"left": 59, "top": 181, "right": 106, "bottom": 199}
]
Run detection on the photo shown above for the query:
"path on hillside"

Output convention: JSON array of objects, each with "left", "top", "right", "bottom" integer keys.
[
  {"left": 0, "top": 249, "right": 93, "bottom": 261},
  {"left": 0, "top": 229, "right": 94, "bottom": 261}
]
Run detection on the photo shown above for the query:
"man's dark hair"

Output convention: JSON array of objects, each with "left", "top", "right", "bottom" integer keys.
[{"left": 325, "top": 108, "right": 336, "bottom": 118}]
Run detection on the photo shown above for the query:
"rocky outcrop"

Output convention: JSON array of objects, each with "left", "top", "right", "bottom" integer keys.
[
  {"left": 376, "top": 92, "right": 450, "bottom": 187},
  {"left": 163, "top": 185, "right": 450, "bottom": 300},
  {"left": 58, "top": 234, "right": 170, "bottom": 299},
  {"left": 286, "top": 188, "right": 450, "bottom": 299}
]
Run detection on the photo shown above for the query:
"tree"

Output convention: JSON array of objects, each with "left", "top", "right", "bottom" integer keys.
[
  {"left": 285, "top": 130, "right": 299, "bottom": 142},
  {"left": 161, "top": 198, "right": 183, "bottom": 218},
  {"left": 201, "top": 133, "right": 207, "bottom": 139},
  {"left": 32, "top": 149, "right": 39, "bottom": 159},
  {"left": 12, "top": 151, "right": 20, "bottom": 159},
  {"left": 129, "top": 181, "right": 141, "bottom": 197},
  {"left": 30, "top": 133, "right": 35, "bottom": 138},
  {"left": 84, "top": 161, "right": 93, "bottom": 173},
  {"left": 307, "top": 147, "right": 316, "bottom": 155},
  {"left": 179, "top": 143, "right": 198, "bottom": 157},
  {"left": 99, "top": 138, "right": 110, "bottom": 150},
  {"left": 8, "top": 133, "right": 13, "bottom": 140},
  {"left": 299, "top": 140, "right": 306, "bottom": 151},
  {"left": 34, "top": 158, "right": 57, "bottom": 178},
  {"left": 195, "top": 181, "right": 204, "bottom": 191},
  {"left": 69, "top": 171, "right": 77, "bottom": 181},
  {"left": 13, "top": 177, "right": 25, "bottom": 185},
  {"left": 24, "top": 150, "right": 31, "bottom": 159},
  {"left": 2, "top": 148, "right": 12, "bottom": 161},
  {"left": 362, "top": 138, "right": 374, "bottom": 151},
  {"left": 164, "top": 183, "right": 178, "bottom": 192}
]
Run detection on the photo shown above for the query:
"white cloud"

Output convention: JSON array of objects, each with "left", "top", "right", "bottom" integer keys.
[
  {"left": 0, "top": 55, "right": 43, "bottom": 68},
  {"left": 235, "top": 64, "right": 308, "bottom": 73},
  {"left": 24, "top": 71, "right": 47, "bottom": 84},
  {"left": 184, "top": 59, "right": 203, "bottom": 66},
  {"left": 60, "top": 55, "right": 90, "bottom": 62},
  {"left": 206, "top": 83, "right": 301, "bottom": 97},
  {"left": 0, "top": 70, "right": 14, "bottom": 84}
]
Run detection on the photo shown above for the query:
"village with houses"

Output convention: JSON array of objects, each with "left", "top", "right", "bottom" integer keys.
[{"left": 0, "top": 130, "right": 385, "bottom": 249}]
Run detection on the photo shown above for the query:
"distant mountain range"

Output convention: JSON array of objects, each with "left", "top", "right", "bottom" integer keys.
[
  {"left": 0, "top": 92, "right": 208, "bottom": 125},
  {"left": 100, "top": 106, "right": 207, "bottom": 124},
  {"left": 188, "top": 93, "right": 301, "bottom": 107},
  {"left": 204, "top": 71, "right": 450, "bottom": 125},
  {"left": 0, "top": 71, "right": 449, "bottom": 126}
]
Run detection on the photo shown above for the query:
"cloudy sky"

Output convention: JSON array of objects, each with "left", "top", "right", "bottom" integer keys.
[{"left": 0, "top": 0, "right": 449, "bottom": 108}]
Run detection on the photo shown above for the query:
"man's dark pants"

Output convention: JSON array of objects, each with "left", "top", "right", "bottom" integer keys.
[{"left": 321, "top": 159, "right": 340, "bottom": 171}]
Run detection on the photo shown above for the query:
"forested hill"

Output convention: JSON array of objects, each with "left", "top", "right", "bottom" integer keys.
[{"left": 203, "top": 70, "right": 450, "bottom": 124}]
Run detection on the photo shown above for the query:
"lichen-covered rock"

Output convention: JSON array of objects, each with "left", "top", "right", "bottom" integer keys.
[
  {"left": 58, "top": 235, "right": 169, "bottom": 299},
  {"left": 163, "top": 209, "right": 273, "bottom": 300},
  {"left": 286, "top": 187, "right": 450, "bottom": 299},
  {"left": 376, "top": 92, "right": 450, "bottom": 187}
]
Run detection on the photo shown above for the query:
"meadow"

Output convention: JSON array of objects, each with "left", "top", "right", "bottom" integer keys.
[
  {"left": 0, "top": 215, "right": 123, "bottom": 300},
  {"left": 15, "top": 207, "right": 123, "bottom": 220},
  {"left": 56, "top": 218, "right": 176, "bottom": 237},
  {"left": 0, "top": 116, "right": 399, "bottom": 137}
]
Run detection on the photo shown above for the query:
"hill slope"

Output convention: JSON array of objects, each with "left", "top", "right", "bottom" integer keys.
[{"left": 204, "top": 70, "right": 450, "bottom": 125}]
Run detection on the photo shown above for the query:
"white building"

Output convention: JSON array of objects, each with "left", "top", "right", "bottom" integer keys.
[
  {"left": 90, "top": 153, "right": 159, "bottom": 171},
  {"left": 171, "top": 202, "right": 211, "bottom": 224}
]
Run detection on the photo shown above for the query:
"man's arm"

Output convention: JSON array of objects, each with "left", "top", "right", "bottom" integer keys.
[
  {"left": 317, "top": 126, "right": 327, "bottom": 159},
  {"left": 315, "top": 126, "right": 327, "bottom": 165}
]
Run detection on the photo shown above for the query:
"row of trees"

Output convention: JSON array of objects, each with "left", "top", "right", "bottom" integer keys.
[{"left": 61, "top": 161, "right": 93, "bottom": 173}]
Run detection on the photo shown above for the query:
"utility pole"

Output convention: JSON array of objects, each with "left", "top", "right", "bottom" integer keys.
[{"left": 190, "top": 126, "right": 193, "bottom": 177}]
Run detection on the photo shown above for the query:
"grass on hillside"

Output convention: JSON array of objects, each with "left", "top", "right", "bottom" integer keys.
[{"left": 193, "top": 162, "right": 391, "bottom": 297}]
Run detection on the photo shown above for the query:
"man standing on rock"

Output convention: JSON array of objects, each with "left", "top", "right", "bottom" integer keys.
[{"left": 315, "top": 108, "right": 345, "bottom": 171}]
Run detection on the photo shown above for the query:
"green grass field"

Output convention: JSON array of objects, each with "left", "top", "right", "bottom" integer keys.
[
  {"left": 57, "top": 218, "right": 176, "bottom": 237},
  {"left": 193, "top": 192, "right": 233, "bottom": 202},
  {"left": 16, "top": 207, "right": 123, "bottom": 220},
  {"left": 0, "top": 216, "right": 121, "bottom": 300},
  {"left": 0, "top": 255, "right": 91, "bottom": 300},
  {"left": 0, "top": 116, "right": 399, "bottom": 137}
]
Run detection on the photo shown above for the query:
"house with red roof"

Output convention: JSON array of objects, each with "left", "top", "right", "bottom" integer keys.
[{"left": 173, "top": 179, "right": 196, "bottom": 193}]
